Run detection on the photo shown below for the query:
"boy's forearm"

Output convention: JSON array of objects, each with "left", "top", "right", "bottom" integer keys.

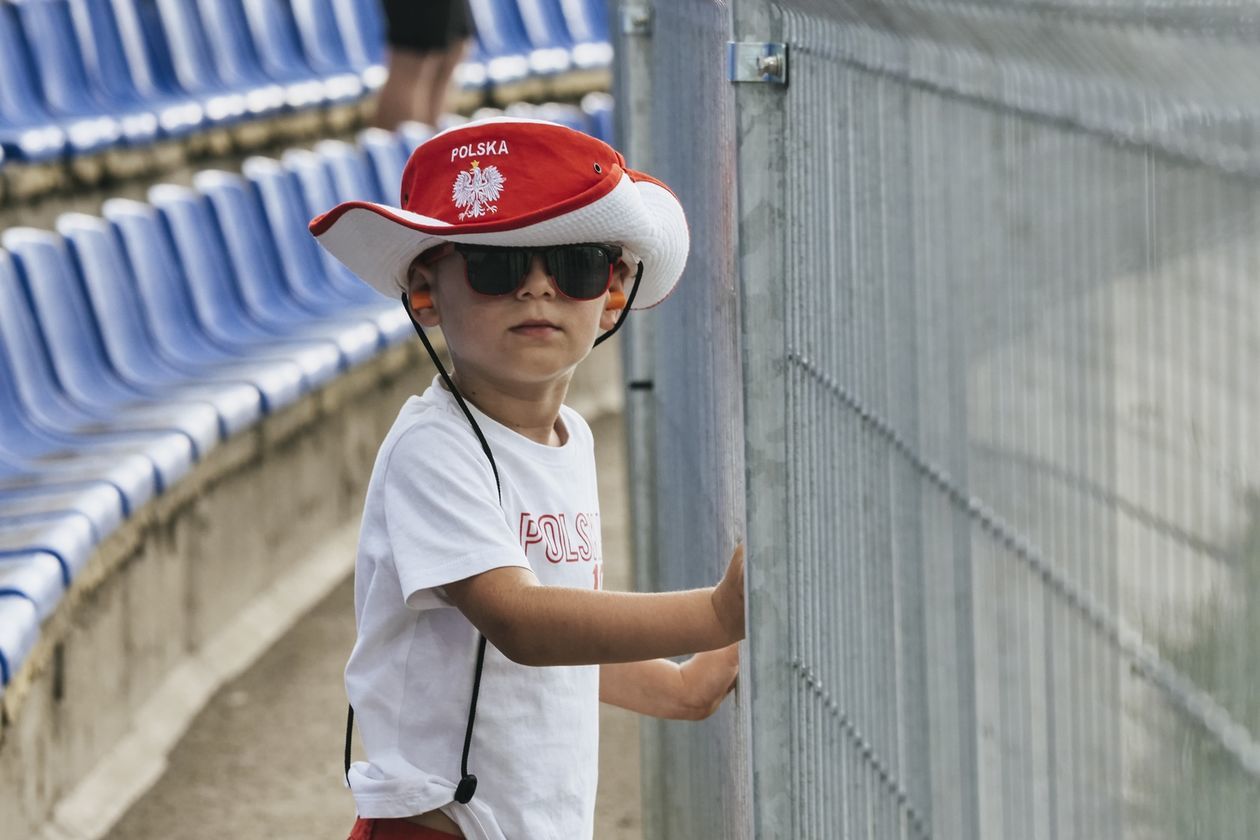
[
  {"left": 495, "top": 586, "right": 729, "bottom": 667},
  {"left": 600, "top": 660, "right": 690, "bottom": 718}
]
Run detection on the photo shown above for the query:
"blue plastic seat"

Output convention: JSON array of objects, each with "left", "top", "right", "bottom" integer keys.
[
  {"left": 531, "top": 101, "right": 588, "bottom": 133},
  {"left": 3, "top": 228, "right": 223, "bottom": 459},
  {"left": 240, "top": 0, "right": 362, "bottom": 105},
  {"left": 0, "top": 3, "right": 71, "bottom": 162},
  {"left": 111, "top": 0, "right": 246, "bottom": 126},
  {"left": 466, "top": 0, "right": 533, "bottom": 88},
  {"left": 57, "top": 212, "right": 290, "bottom": 418},
  {"left": 101, "top": 198, "right": 318, "bottom": 399},
  {"left": 147, "top": 0, "right": 280, "bottom": 121},
  {"left": 0, "top": 551, "right": 66, "bottom": 622},
  {"left": 0, "top": 481, "right": 123, "bottom": 544},
  {"left": 146, "top": 183, "right": 348, "bottom": 383},
  {"left": 0, "top": 595, "right": 39, "bottom": 695},
  {"left": 559, "top": 0, "right": 611, "bottom": 69},
  {"left": 0, "top": 513, "right": 95, "bottom": 589},
  {"left": 513, "top": 0, "right": 580, "bottom": 76},
  {"left": 6, "top": 227, "right": 251, "bottom": 445},
  {"left": 0, "top": 249, "right": 193, "bottom": 494},
  {"left": 396, "top": 120, "right": 437, "bottom": 153},
  {"left": 324, "top": 0, "right": 387, "bottom": 91},
  {"left": 580, "top": 91, "right": 613, "bottom": 144},
  {"left": 16, "top": 0, "right": 155, "bottom": 151},
  {"left": 192, "top": 170, "right": 383, "bottom": 361},
  {"left": 355, "top": 127, "right": 408, "bottom": 203},
  {"left": 242, "top": 155, "right": 409, "bottom": 342},
  {"left": 192, "top": 0, "right": 307, "bottom": 113},
  {"left": 289, "top": 0, "right": 376, "bottom": 92},
  {"left": 68, "top": 0, "right": 205, "bottom": 139},
  {"left": 280, "top": 147, "right": 394, "bottom": 304}
]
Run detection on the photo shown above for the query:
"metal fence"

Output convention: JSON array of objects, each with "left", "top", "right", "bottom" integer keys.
[{"left": 614, "top": 1, "right": 1260, "bottom": 838}]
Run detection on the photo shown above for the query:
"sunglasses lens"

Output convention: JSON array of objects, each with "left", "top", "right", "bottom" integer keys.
[
  {"left": 548, "top": 245, "right": 614, "bottom": 300},
  {"left": 462, "top": 249, "right": 531, "bottom": 295},
  {"left": 456, "top": 244, "right": 617, "bottom": 299}
]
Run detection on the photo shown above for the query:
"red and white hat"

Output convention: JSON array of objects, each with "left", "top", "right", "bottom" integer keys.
[{"left": 309, "top": 116, "right": 689, "bottom": 309}]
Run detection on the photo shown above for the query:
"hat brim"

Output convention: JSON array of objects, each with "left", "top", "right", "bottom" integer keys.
[{"left": 310, "top": 172, "right": 688, "bottom": 309}]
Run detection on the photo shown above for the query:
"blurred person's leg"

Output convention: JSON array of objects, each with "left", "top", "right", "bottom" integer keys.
[
  {"left": 375, "top": 0, "right": 466, "bottom": 130},
  {"left": 375, "top": 47, "right": 429, "bottom": 130},
  {"left": 420, "top": 38, "right": 470, "bottom": 126}
]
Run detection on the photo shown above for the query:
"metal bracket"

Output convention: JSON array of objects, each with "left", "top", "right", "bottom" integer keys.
[
  {"left": 620, "top": 4, "right": 652, "bottom": 36},
  {"left": 728, "top": 42, "right": 788, "bottom": 85}
]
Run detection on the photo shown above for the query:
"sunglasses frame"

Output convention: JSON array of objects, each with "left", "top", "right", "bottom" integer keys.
[{"left": 439, "top": 242, "right": 625, "bottom": 302}]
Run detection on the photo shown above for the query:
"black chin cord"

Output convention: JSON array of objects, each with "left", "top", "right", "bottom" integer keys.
[{"left": 343, "top": 265, "right": 642, "bottom": 806}]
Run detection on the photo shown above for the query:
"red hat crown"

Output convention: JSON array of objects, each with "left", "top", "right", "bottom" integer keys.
[{"left": 398, "top": 120, "right": 629, "bottom": 234}]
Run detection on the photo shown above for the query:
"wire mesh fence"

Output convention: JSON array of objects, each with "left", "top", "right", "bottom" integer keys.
[{"left": 616, "top": 0, "right": 1260, "bottom": 837}]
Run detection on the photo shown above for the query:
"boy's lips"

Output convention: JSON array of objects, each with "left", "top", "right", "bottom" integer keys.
[{"left": 510, "top": 319, "right": 562, "bottom": 333}]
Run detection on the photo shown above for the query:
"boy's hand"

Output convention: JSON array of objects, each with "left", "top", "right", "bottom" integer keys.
[
  {"left": 711, "top": 543, "right": 746, "bottom": 644},
  {"left": 678, "top": 642, "right": 740, "bottom": 720}
]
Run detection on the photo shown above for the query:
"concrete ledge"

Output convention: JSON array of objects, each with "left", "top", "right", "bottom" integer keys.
[{"left": 0, "top": 336, "right": 625, "bottom": 838}]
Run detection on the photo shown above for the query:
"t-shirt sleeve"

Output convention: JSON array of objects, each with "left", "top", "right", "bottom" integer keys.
[{"left": 382, "top": 422, "right": 530, "bottom": 611}]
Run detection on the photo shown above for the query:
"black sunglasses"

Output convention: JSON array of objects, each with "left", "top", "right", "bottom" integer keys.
[{"left": 450, "top": 243, "right": 623, "bottom": 301}]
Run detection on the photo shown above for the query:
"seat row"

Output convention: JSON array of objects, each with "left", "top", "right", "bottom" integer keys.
[
  {"left": 0, "top": 96, "right": 615, "bottom": 695},
  {"left": 0, "top": 0, "right": 383, "bottom": 167},
  {"left": 0, "top": 0, "right": 610, "bottom": 178}
]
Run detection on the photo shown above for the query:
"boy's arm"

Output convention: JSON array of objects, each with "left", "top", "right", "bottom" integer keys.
[
  {"left": 443, "top": 544, "right": 745, "bottom": 667},
  {"left": 600, "top": 644, "right": 740, "bottom": 720}
]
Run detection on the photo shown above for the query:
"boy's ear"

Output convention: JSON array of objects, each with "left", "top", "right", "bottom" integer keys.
[
  {"left": 406, "top": 258, "right": 441, "bottom": 327},
  {"left": 599, "top": 260, "right": 632, "bottom": 330}
]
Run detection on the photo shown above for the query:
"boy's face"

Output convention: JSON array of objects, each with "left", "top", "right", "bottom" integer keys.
[{"left": 406, "top": 244, "right": 629, "bottom": 388}]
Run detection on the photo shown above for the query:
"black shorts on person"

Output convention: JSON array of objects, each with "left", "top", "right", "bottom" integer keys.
[{"left": 382, "top": 0, "right": 475, "bottom": 53}]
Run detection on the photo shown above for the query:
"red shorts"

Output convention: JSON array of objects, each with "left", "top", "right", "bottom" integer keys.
[{"left": 347, "top": 817, "right": 461, "bottom": 840}]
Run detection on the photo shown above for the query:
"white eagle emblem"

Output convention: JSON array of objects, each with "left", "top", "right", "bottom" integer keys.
[{"left": 452, "top": 160, "right": 506, "bottom": 221}]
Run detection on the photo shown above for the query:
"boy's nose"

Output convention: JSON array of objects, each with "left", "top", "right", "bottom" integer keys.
[{"left": 516, "top": 253, "right": 556, "bottom": 299}]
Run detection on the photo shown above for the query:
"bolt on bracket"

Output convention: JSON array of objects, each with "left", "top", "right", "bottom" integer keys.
[
  {"left": 728, "top": 42, "right": 788, "bottom": 85},
  {"left": 620, "top": 4, "right": 652, "bottom": 36}
]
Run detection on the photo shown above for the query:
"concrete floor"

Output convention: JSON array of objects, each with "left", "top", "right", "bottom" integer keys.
[{"left": 103, "top": 412, "right": 643, "bottom": 840}]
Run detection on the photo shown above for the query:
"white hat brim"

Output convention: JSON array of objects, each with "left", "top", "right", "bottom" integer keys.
[{"left": 311, "top": 172, "right": 688, "bottom": 309}]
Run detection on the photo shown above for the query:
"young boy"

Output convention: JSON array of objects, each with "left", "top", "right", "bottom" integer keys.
[{"left": 310, "top": 117, "right": 745, "bottom": 840}]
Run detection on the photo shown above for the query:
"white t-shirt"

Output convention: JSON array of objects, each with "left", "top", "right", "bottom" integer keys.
[{"left": 343, "top": 376, "right": 605, "bottom": 840}]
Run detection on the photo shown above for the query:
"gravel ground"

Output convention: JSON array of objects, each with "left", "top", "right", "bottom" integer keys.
[{"left": 105, "top": 412, "right": 642, "bottom": 840}]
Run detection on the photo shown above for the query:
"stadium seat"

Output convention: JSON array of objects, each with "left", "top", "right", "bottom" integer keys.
[
  {"left": 324, "top": 0, "right": 387, "bottom": 91},
  {"left": 466, "top": 0, "right": 533, "bottom": 92},
  {"left": 0, "top": 596, "right": 39, "bottom": 695},
  {"left": 0, "top": 3, "right": 72, "bottom": 162},
  {"left": 559, "top": 0, "right": 612, "bottom": 69},
  {"left": 356, "top": 127, "right": 408, "bottom": 203},
  {"left": 0, "top": 514, "right": 96, "bottom": 590},
  {"left": 0, "top": 481, "right": 124, "bottom": 545},
  {"left": 5, "top": 227, "right": 253, "bottom": 444},
  {"left": 580, "top": 92, "right": 613, "bottom": 144},
  {"left": 147, "top": 0, "right": 282, "bottom": 121},
  {"left": 280, "top": 147, "right": 391, "bottom": 303},
  {"left": 242, "top": 155, "right": 410, "bottom": 343},
  {"left": 240, "top": 0, "right": 362, "bottom": 106},
  {"left": 101, "top": 198, "right": 321, "bottom": 399},
  {"left": 111, "top": 0, "right": 248, "bottom": 126},
  {"left": 147, "top": 183, "right": 349, "bottom": 380},
  {"left": 192, "top": 171, "right": 383, "bottom": 361},
  {"left": 68, "top": 0, "right": 205, "bottom": 139},
  {"left": 3, "top": 228, "right": 222, "bottom": 460},
  {"left": 0, "top": 248, "right": 195, "bottom": 493},
  {"left": 15, "top": 0, "right": 156, "bottom": 150},
  {"left": 514, "top": 0, "right": 578, "bottom": 76},
  {"left": 288, "top": 0, "right": 379, "bottom": 94},
  {"left": 57, "top": 213, "right": 297, "bottom": 416},
  {"left": 396, "top": 121, "right": 437, "bottom": 153},
  {"left": 0, "top": 551, "right": 67, "bottom": 621}
]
